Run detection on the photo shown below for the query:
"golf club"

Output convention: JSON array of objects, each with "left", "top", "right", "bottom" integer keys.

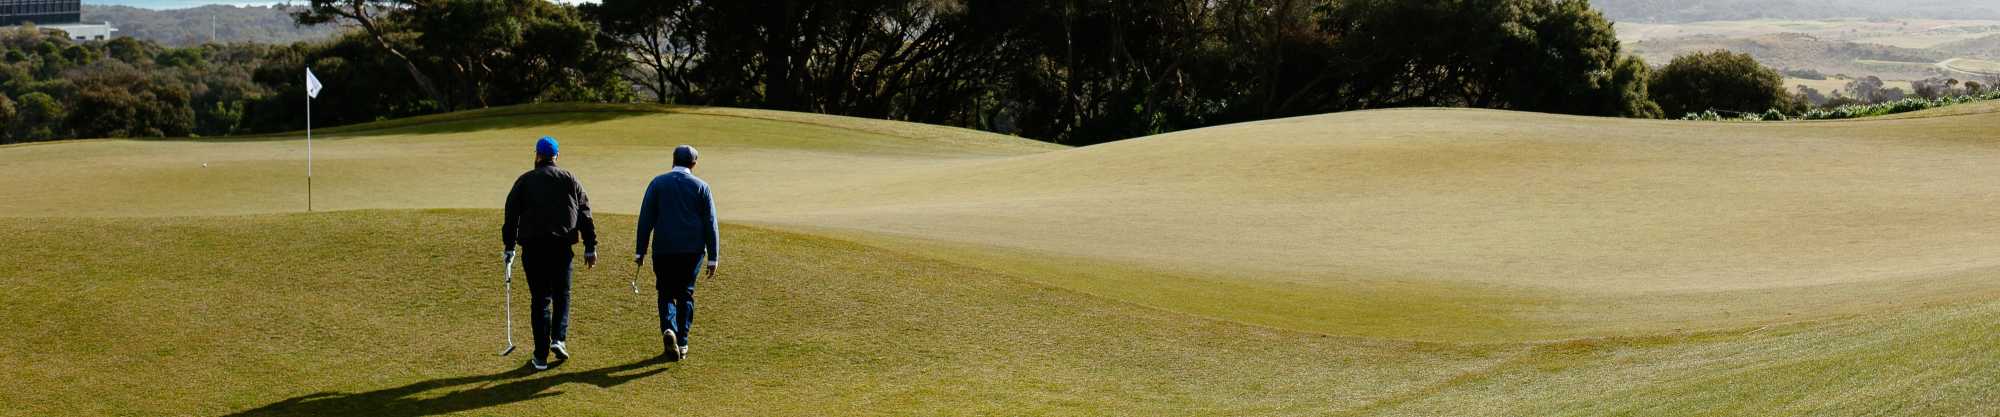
[
  {"left": 500, "top": 256, "right": 516, "bottom": 356},
  {"left": 630, "top": 260, "right": 642, "bottom": 294}
]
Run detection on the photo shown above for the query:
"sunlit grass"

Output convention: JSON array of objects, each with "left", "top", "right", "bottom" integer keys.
[{"left": 1, "top": 103, "right": 1996, "bottom": 415}]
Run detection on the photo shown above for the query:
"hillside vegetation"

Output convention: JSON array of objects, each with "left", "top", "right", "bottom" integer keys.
[
  {"left": 1627, "top": 33, "right": 1951, "bottom": 80},
  {"left": 1, "top": 104, "right": 1995, "bottom": 415},
  {"left": 82, "top": 5, "right": 341, "bottom": 46},
  {"left": 1597, "top": 0, "right": 2000, "bottom": 22}
]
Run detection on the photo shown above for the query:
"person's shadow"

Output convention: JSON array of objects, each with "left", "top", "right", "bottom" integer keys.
[{"left": 221, "top": 355, "right": 671, "bottom": 417}]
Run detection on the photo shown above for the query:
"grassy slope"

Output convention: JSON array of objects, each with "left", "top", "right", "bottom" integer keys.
[
  {"left": 10, "top": 104, "right": 2000, "bottom": 342},
  {"left": 2, "top": 103, "right": 1997, "bottom": 414},
  {"left": 738, "top": 108, "right": 2000, "bottom": 341},
  {"left": 0, "top": 211, "right": 1505, "bottom": 416},
  {"left": 0, "top": 212, "right": 1990, "bottom": 416},
  {"left": 0, "top": 103, "right": 1059, "bottom": 218}
]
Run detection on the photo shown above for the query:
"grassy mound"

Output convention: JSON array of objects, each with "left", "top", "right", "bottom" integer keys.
[
  {"left": 0, "top": 104, "right": 1060, "bottom": 218},
  {"left": 737, "top": 107, "right": 2000, "bottom": 341}
]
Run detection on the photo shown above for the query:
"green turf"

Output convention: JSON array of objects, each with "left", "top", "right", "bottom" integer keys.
[
  {"left": 2, "top": 103, "right": 1997, "bottom": 415},
  {"left": 1, "top": 211, "right": 1991, "bottom": 416},
  {"left": 0, "top": 211, "right": 1507, "bottom": 415}
]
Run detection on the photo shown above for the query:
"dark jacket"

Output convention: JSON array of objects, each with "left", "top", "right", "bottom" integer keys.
[
  {"left": 635, "top": 167, "right": 718, "bottom": 263},
  {"left": 504, "top": 161, "right": 598, "bottom": 252}
]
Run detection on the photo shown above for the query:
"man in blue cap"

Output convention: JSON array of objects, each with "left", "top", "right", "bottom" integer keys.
[
  {"left": 503, "top": 136, "right": 598, "bottom": 371},
  {"left": 634, "top": 145, "right": 718, "bottom": 361}
]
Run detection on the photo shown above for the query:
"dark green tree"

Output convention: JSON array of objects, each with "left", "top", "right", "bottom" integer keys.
[
  {"left": 13, "top": 92, "right": 64, "bottom": 140},
  {"left": 582, "top": 0, "right": 701, "bottom": 104},
  {"left": 292, "top": 0, "right": 626, "bottom": 111},
  {"left": 1649, "top": 50, "right": 1791, "bottom": 117},
  {"left": 0, "top": 93, "right": 16, "bottom": 143},
  {"left": 294, "top": 0, "right": 450, "bottom": 108},
  {"left": 67, "top": 70, "right": 196, "bottom": 138},
  {"left": 1314, "top": 0, "right": 1657, "bottom": 117}
]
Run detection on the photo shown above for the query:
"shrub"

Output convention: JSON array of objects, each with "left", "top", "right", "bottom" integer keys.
[
  {"left": 1761, "top": 108, "right": 1786, "bottom": 121},
  {"left": 1651, "top": 50, "right": 1791, "bottom": 117},
  {"left": 1793, "top": 90, "right": 2000, "bottom": 121}
]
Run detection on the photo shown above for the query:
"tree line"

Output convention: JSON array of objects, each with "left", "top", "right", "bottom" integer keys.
[
  {"left": 0, "top": 26, "right": 274, "bottom": 142},
  {"left": 0, "top": 0, "right": 1882, "bottom": 146},
  {"left": 575, "top": 0, "right": 1660, "bottom": 144}
]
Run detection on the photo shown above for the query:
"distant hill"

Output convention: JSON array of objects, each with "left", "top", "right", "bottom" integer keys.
[
  {"left": 82, "top": 4, "right": 341, "bottom": 46},
  {"left": 1937, "top": 33, "right": 2000, "bottom": 58},
  {"left": 1597, "top": 0, "right": 2000, "bottom": 23},
  {"left": 1628, "top": 33, "right": 1950, "bottom": 79}
]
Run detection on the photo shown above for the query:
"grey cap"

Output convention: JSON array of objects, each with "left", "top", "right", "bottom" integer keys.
[{"left": 673, "top": 145, "right": 699, "bottom": 167}]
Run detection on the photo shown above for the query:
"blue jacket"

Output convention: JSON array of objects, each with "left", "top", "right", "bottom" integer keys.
[{"left": 636, "top": 167, "right": 719, "bottom": 263}]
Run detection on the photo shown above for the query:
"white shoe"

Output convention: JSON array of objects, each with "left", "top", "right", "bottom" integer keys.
[
  {"left": 679, "top": 344, "right": 689, "bottom": 359},
  {"left": 663, "top": 330, "right": 682, "bottom": 361},
  {"left": 552, "top": 341, "right": 570, "bottom": 360},
  {"left": 528, "top": 358, "right": 549, "bottom": 371}
]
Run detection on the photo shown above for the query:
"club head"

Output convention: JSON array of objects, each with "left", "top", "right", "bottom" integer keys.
[{"left": 500, "top": 345, "right": 516, "bottom": 356}]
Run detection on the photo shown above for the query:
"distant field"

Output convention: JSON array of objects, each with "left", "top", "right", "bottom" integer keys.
[
  {"left": 1782, "top": 77, "right": 1919, "bottom": 95},
  {"left": 3, "top": 103, "right": 1997, "bottom": 415},
  {"left": 1852, "top": 58, "right": 1935, "bottom": 67},
  {"left": 1942, "top": 57, "right": 2000, "bottom": 75},
  {"left": 1617, "top": 19, "right": 2000, "bottom": 49},
  {"left": 1619, "top": 18, "right": 2000, "bottom": 83}
]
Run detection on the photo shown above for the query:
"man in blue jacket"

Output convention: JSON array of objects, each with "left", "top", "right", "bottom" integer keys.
[
  {"left": 635, "top": 145, "right": 718, "bottom": 361},
  {"left": 504, "top": 136, "right": 599, "bottom": 371}
]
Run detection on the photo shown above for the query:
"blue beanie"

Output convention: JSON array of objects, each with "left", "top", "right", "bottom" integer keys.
[
  {"left": 674, "top": 145, "right": 699, "bottom": 167},
  {"left": 536, "top": 136, "right": 559, "bottom": 156}
]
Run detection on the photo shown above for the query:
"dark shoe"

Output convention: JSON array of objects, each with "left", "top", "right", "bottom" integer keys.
[
  {"left": 528, "top": 358, "right": 549, "bottom": 371},
  {"left": 663, "top": 330, "right": 682, "bottom": 362},
  {"left": 552, "top": 341, "right": 570, "bottom": 361}
]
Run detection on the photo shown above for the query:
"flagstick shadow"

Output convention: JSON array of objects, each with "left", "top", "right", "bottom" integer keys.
[{"left": 220, "top": 355, "right": 672, "bottom": 417}]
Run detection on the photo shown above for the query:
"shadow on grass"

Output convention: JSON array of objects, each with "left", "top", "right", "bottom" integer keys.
[{"left": 221, "top": 355, "right": 671, "bottom": 417}]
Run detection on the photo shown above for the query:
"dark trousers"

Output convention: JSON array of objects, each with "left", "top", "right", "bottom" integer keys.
[
  {"left": 653, "top": 252, "right": 702, "bottom": 348},
  {"left": 521, "top": 244, "right": 574, "bottom": 362}
]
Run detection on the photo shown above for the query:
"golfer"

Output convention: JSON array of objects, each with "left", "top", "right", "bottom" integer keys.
[
  {"left": 634, "top": 145, "right": 719, "bottom": 361},
  {"left": 503, "top": 136, "right": 599, "bottom": 371}
]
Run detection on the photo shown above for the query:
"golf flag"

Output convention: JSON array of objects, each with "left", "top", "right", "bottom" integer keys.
[
  {"left": 306, "top": 68, "right": 323, "bottom": 99},
  {"left": 305, "top": 67, "right": 318, "bottom": 211}
]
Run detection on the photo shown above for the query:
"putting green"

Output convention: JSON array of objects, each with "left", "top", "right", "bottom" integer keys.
[{"left": 2, "top": 103, "right": 1996, "bottom": 414}]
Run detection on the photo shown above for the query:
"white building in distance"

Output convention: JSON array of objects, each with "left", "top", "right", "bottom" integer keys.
[{"left": 1, "top": 1, "right": 116, "bottom": 41}]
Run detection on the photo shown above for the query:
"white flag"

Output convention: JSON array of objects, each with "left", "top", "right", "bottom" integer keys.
[{"left": 306, "top": 68, "right": 323, "bottom": 99}]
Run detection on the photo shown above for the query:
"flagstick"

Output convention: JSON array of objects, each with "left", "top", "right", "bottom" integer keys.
[{"left": 306, "top": 86, "right": 313, "bottom": 212}]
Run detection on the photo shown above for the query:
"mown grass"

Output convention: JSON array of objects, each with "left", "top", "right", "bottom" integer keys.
[
  {"left": 1, "top": 211, "right": 1991, "bottom": 416},
  {"left": 0, "top": 211, "right": 1507, "bottom": 416},
  {"left": 2, "top": 103, "right": 1998, "bottom": 414},
  {"left": 734, "top": 107, "right": 2000, "bottom": 341},
  {"left": 5, "top": 103, "right": 2000, "bottom": 343}
]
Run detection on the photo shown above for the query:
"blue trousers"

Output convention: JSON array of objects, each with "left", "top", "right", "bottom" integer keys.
[
  {"left": 653, "top": 252, "right": 702, "bottom": 348},
  {"left": 522, "top": 244, "right": 573, "bottom": 362}
]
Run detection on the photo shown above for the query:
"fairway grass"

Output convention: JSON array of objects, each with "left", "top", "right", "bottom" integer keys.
[
  {"left": 3, "top": 103, "right": 1998, "bottom": 414},
  {"left": 1, "top": 211, "right": 1993, "bottom": 416},
  {"left": 0, "top": 211, "right": 1504, "bottom": 416},
  {"left": 9, "top": 104, "right": 2000, "bottom": 342}
]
